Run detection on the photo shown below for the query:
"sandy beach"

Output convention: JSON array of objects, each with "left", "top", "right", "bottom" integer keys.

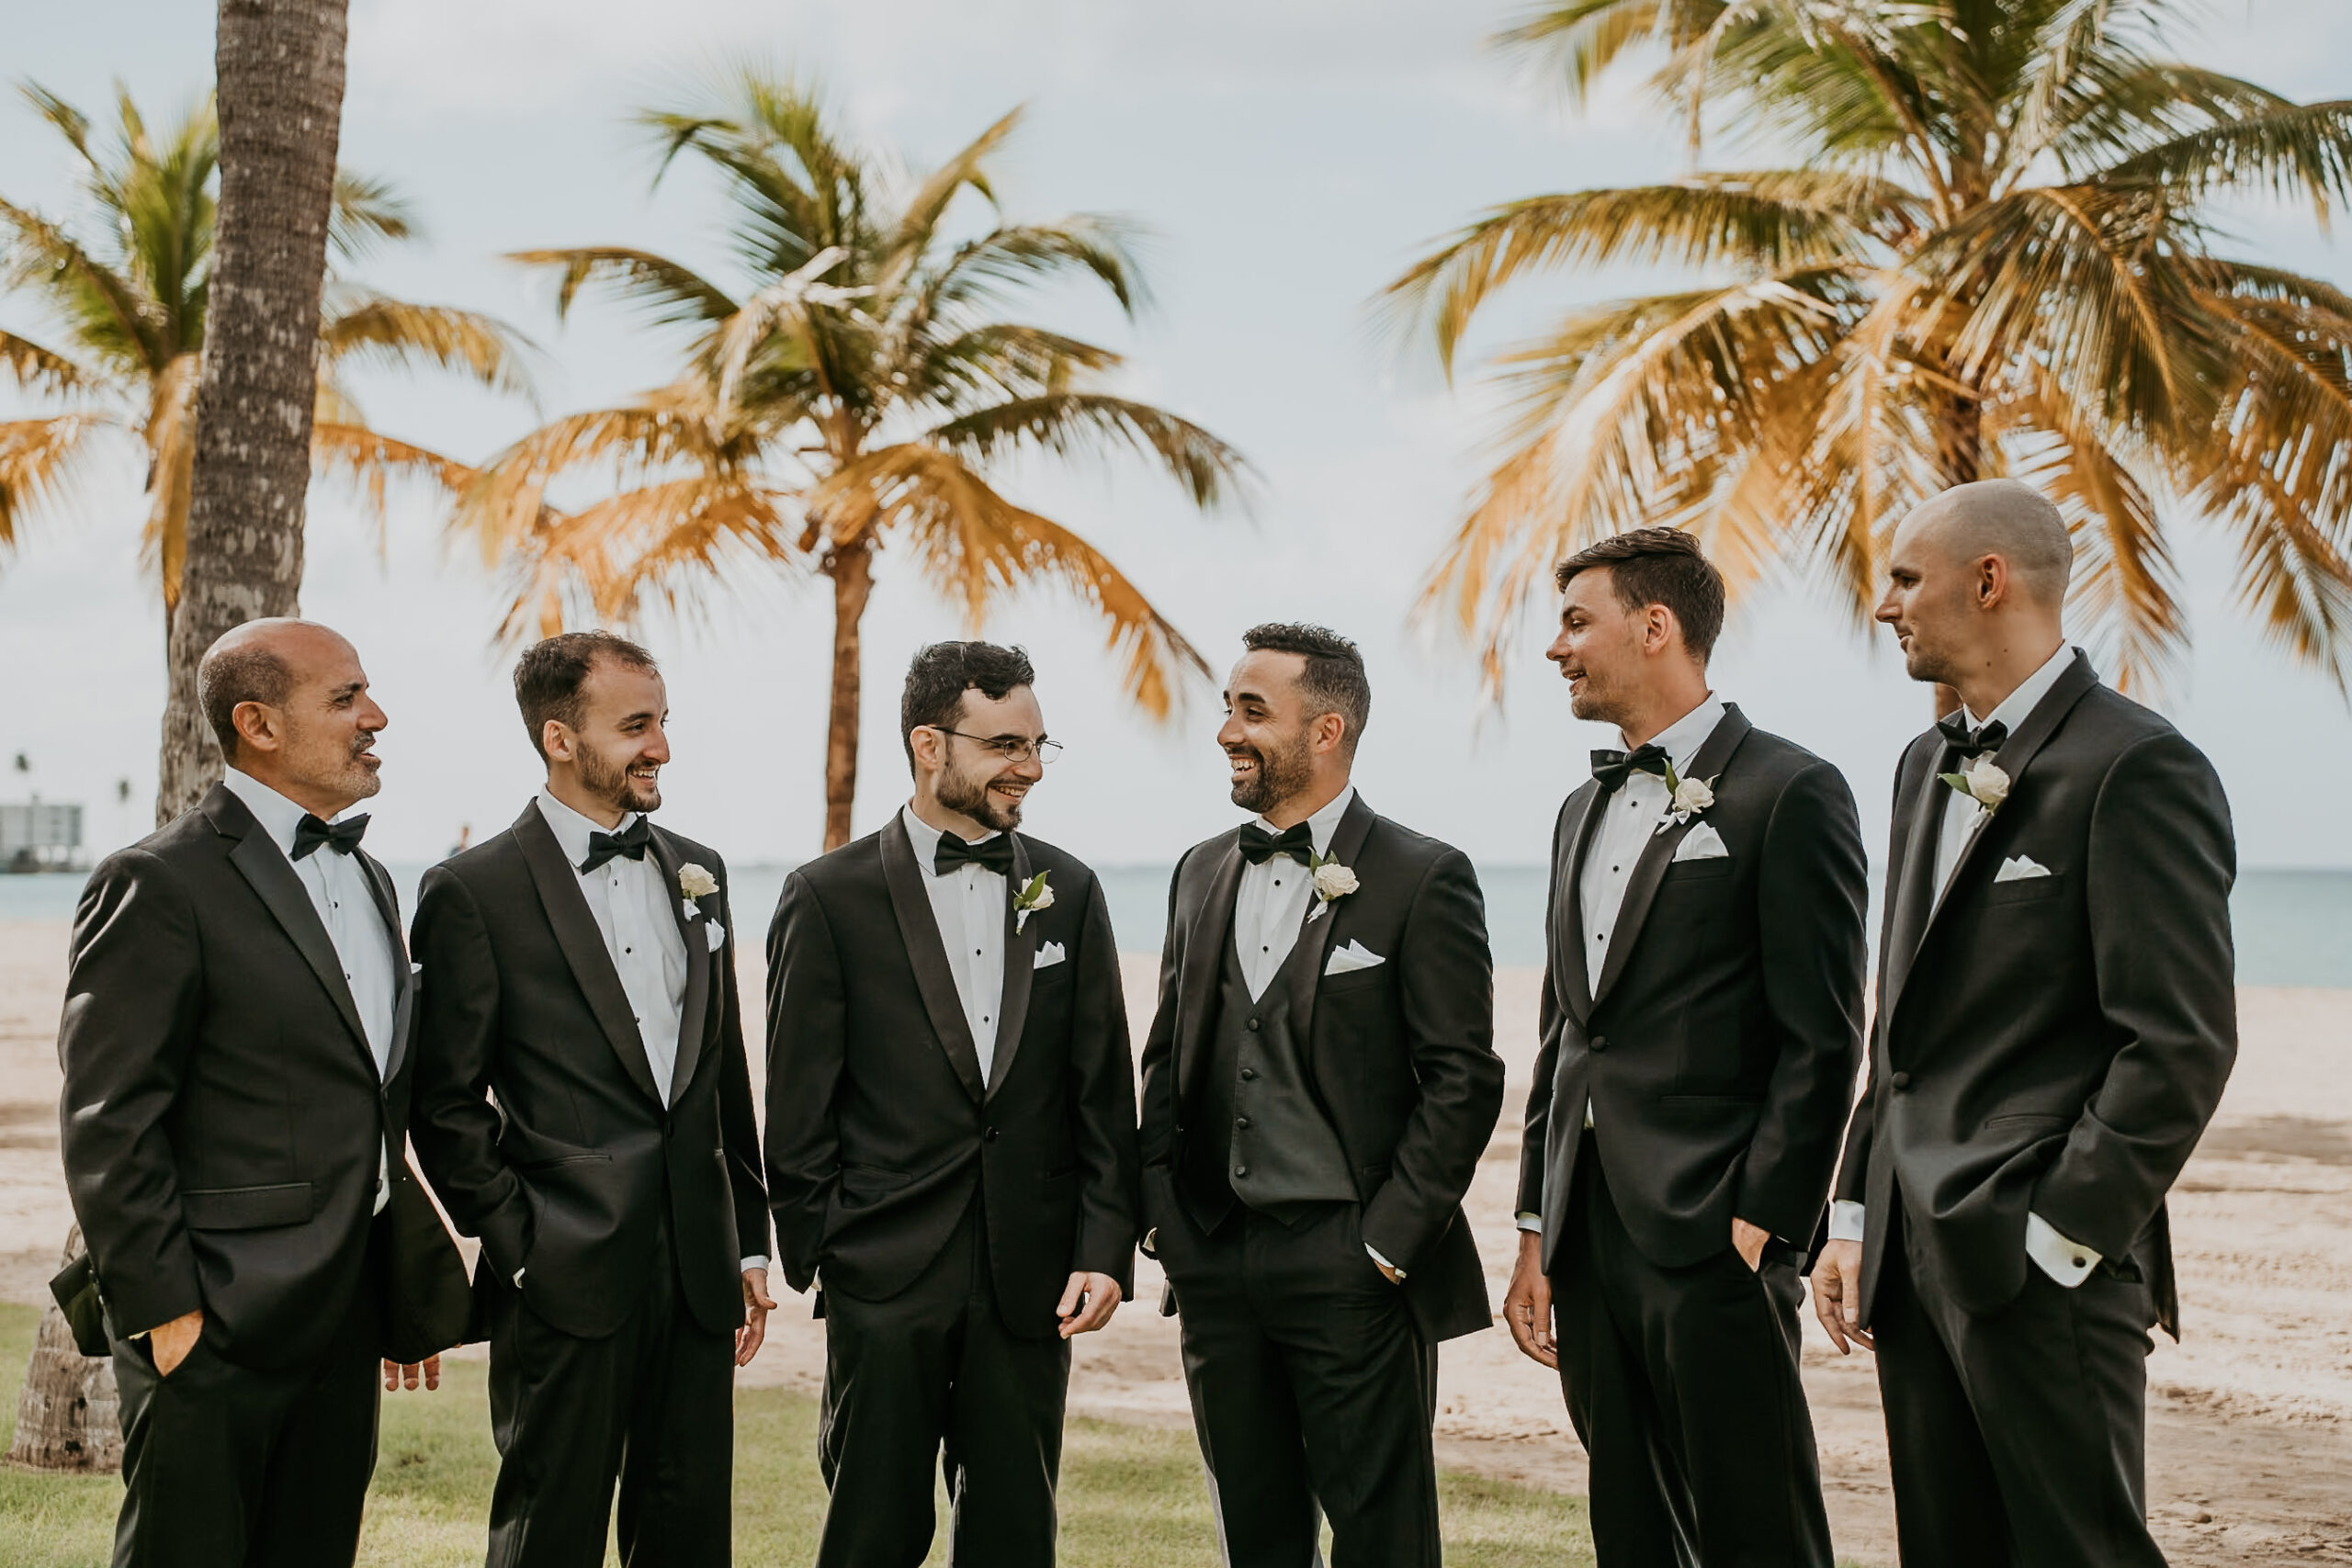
[{"left": 3, "top": 922, "right": 2346, "bottom": 1563}]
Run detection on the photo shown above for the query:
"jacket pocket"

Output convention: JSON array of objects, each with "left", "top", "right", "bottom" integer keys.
[
  {"left": 1660, "top": 857, "right": 1735, "bottom": 883},
  {"left": 1985, "top": 874, "right": 2064, "bottom": 907},
  {"left": 515, "top": 1152, "right": 614, "bottom": 1173},
  {"left": 181, "top": 1181, "right": 314, "bottom": 1231}
]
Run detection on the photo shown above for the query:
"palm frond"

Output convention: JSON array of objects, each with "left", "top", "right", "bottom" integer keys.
[
  {"left": 2098, "top": 99, "right": 2352, "bottom": 217},
  {"left": 509, "top": 246, "right": 739, "bottom": 327},
  {"left": 925, "top": 393, "right": 1253, "bottom": 511},
  {"left": 0, "top": 331, "right": 89, "bottom": 395},
  {"left": 522, "top": 477, "right": 799, "bottom": 632},
  {"left": 328, "top": 170, "right": 416, "bottom": 261},
  {"left": 921, "top": 216, "right": 1154, "bottom": 320},
  {"left": 888, "top": 106, "right": 1019, "bottom": 265},
  {"left": 311, "top": 423, "right": 481, "bottom": 547},
  {"left": 0, "top": 197, "right": 163, "bottom": 370},
  {"left": 1493, "top": 0, "right": 1728, "bottom": 109},
  {"left": 141, "top": 352, "right": 199, "bottom": 609},
  {"left": 0, "top": 414, "right": 106, "bottom": 552},
  {"left": 318, "top": 292, "right": 536, "bottom": 399}
]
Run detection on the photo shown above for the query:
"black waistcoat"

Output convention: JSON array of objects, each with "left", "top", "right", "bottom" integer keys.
[{"left": 1178, "top": 917, "right": 1355, "bottom": 1232}]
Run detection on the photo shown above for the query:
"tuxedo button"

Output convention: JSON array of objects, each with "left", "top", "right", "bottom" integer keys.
[
  {"left": 1589, "top": 1035, "right": 1609, "bottom": 1053},
  {"left": 1235, "top": 1166, "right": 1249, "bottom": 1179},
  {"left": 1247, "top": 1019, "right": 1261, "bottom": 1032},
  {"left": 982, "top": 1126, "right": 1000, "bottom": 1142},
  {"left": 1239, "top": 1068, "right": 1257, "bottom": 1081},
  {"left": 1891, "top": 1071, "right": 1912, "bottom": 1091},
  {"left": 1236, "top": 1118, "right": 1251, "bottom": 1130}
]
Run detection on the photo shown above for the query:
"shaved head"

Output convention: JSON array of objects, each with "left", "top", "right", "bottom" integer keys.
[{"left": 1898, "top": 479, "right": 2074, "bottom": 607}]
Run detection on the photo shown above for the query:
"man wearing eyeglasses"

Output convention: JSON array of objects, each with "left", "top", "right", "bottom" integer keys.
[{"left": 766, "top": 640, "right": 1141, "bottom": 1568}]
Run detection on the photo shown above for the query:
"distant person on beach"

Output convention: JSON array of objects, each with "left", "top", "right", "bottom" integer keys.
[
  {"left": 408, "top": 630, "right": 770, "bottom": 1568},
  {"left": 765, "top": 640, "right": 1139, "bottom": 1568},
  {"left": 56, "top": 618, "right": 468, "bottom": 1568},
  {"left": 1136, "top": 624, "right": 1503, "bottom": 1568},
  {"left": 1814, "top": 479, "right": 2238, "bottom": 1568},
  {"left": 1503, "top": 529, "right": 1865, "bottom": 1566}
]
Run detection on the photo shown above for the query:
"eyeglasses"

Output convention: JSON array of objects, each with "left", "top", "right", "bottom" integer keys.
[{"left": 931, "top": 728, "right": 1064, "bottom": 765}]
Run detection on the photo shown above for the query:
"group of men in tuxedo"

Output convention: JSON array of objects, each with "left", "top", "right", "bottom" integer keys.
[{"left": 55, "top": 474, "right": 2233, "bottom": 1568}]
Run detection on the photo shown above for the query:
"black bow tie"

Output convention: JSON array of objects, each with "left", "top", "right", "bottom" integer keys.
[
  {"left": 1238, "top": 821, "right": 1315, "bottom": 866},
  {"left": 1589, "top": 743, "right": 1671, "bottom": 794},
  {"left": 934, "top": 832, "right": 1015, "bottom": 878},
  {"left": 1936, "top": 715, "right": 2008, "bottom": 760},
  {"left": 578, "top": 816, "right": 651, "bottom": 874},
  {"left": 291, "top": 813, "right": 368, "bottom": 861}
]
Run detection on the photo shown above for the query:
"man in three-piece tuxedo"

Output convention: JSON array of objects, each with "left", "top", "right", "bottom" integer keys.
[
  {"left": 1137, "top": 623, "right": 1503, "bottom": 1568},
  {"left": 58, "top": 619, "right": 469, "bottom": 1568},
  {"left": 1503, "top": 530, "right": 1865, "bottom": 1566},
  {"left": 410, "top": 630, "right": 772, "bottom": 1568},
  {"left": 766, "top": 640, "right": 1140, "bottom": 1567},
  {"left": 1813, "top": 479, "right": 2237, "bottom": 1568}
]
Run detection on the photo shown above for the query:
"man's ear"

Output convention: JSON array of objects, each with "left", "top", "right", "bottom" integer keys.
[
  {"left": 906, "top": 726, "right": 943, "bottom": 775},
  {"left": 540, "top": 720, "right": 574, "bottom": 763},
  {"left": 232, "top": 701, "right": 281, "bottom": 757},
  {"left": 1976, "top": 554, "right": 2007, "bottom": 609}
]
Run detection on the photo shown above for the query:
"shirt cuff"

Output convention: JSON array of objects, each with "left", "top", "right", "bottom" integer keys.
[
  {"left": 1515, "top": 1212, "right": 1544, "bottom": 1234},
  {"left": 1827, "top": 1200, "right": 1868, "bottom": 1244},
  {"left": 740, "top": 1256, "right": 770, "bottom": 1274},
  {"left": 1365, "top": 1244, "right": 1405, "bottom": 1280},
  {"left": 2024, "top": 1212, "right": 2099, "bottom": 1287}
]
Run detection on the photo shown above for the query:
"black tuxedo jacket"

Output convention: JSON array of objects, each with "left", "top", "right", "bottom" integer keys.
[
  {"left": 1137, "top": 794, "right": 1503, "bottom": 1343},
  {"left": 57, "top": 784, "right": 468, "bottom": 1369},
  {"left": 764, "top": 818, "right": 1141, "bottom": 1339},
  {"left": 1835, "top": 652, "right": 2236, "bottom": 1336},
  {"left": 1519, "top": 707, "right": 1869, "bottom": 1274},
  {"left": 409, "top": 804, "right": 769, "bottom": 1341}
]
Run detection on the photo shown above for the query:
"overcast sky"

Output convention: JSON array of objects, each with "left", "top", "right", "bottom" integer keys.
[{"left": 4, "top": 0, "right": 2349, "bottom": 871}]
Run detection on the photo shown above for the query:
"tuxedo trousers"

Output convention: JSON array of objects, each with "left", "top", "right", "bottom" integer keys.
[
  {"left": 483, "top": 1219, "right": 736, "bottom": 1568},
  {"left": 815, "top": 1194, "right": 1071, "bottom": 1568},
  {"left": 1157, "top": 1185, "right": 1441, "bottom": 1568},
  {"left": 1550, "top": 1139, "right": 1831, "bottom": 1568},
  {"left": 1874, "top": 1197, "right": 2166, "bottom": 1568},
  {"left": 108, "top": 1220, "right": 385, "bottom": 1568}
]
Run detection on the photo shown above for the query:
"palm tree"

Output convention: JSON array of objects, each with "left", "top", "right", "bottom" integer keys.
[
  {"left": 459, "top": 69, "right": 1250, "bottom": 851},
  {"left": 1384, "top": 0, "right": 2352, "bottom": 700},
  {"left": 0, "top": 83, "right": 531, "bottom": 818},
  {"left": 163, "top": 0, "right": 354, "bottom": 819}
]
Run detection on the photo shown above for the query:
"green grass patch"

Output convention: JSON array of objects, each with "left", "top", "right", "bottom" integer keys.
[{"left": 0, "top": 1303, "right": 1597, "bottom": 1565}]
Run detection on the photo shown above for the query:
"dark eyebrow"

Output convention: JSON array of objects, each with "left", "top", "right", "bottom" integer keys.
[
  {"left": 1227, "top": 684, "right": 1272, "bottom": 707},
  {"left": 619, "top": 708, "right": 660, "bottom": 725},
  {"left": 326, "top": 681, "right": 366, "bottom": 702}
]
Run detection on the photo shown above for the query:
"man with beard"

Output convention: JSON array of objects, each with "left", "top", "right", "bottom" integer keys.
[
  {"left": 58, "top": 618, "right": 468, "bottom": 1568},
  {"left": 1503, "top": 530, "right": 1864, "bottom": 1566},
  {"left": 1136, "top": 623, "right": 1502, "bottom": 1567},
  {"left": 766, "top": 641, "right": 1139, "bottom": 1568},
  {"left": 1814, "top": 480, "right": 2235, "bottom": 1568},
  {"left": 410, "top": 630, "right": 771, "bottom": 1568}
]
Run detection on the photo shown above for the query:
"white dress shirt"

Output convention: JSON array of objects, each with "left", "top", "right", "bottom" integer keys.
[
  {"left": 899, "top": 807, "right": 1010, "bottom": 1082},
  {"left": 1232, "top": 786, "right": 1355, "bottom": 1000},
  {"left": 1828, "top": 643, "right": 2098, "bottom": 1288},
  {"left": 533, "top": 791, "right": 765, "bottom": 1280},
  {"left": 1516, "top": 696, "right": 1725, "bottom": 1235},
  {"left": 222, "top": 769, "right": 395, "bottom": 1213}
]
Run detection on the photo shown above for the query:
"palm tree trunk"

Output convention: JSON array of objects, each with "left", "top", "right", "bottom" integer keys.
[
  {"left": 153, "top": 0, "right": 350, "bottom": 824},
  {"left": 19, "top": 0, "right": 354, "bottom": 1480},
  {"left": 820, "top": 540, "right": 876, "bottom": 852}
]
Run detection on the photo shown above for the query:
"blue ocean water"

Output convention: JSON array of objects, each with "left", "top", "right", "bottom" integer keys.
[{"left": 5, "top": 862, "right": 2345, "bottom": 987}]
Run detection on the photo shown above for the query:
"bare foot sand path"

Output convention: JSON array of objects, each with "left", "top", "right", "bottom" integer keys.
[{"left": 3, "top": 922, "right": 2346, "bottom": 1563}]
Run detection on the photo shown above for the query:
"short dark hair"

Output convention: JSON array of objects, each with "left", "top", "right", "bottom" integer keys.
[
  {"left": 1554, "top": 528, "right": 1727, "bottom": 662},
  {"left": 1240, "top": 623, "right": 1371, "bottom": 754},
  {"left": 513, "top": 630, "right": 660, "bottom": 760},
  {"left": 198, "top": 644, "right": 294, "bottom": 761},
  {"left": 900, "top": 641, "right": 1036, "bottom": 770}
]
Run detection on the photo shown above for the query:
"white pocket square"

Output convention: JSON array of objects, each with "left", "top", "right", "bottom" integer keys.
[
  {"left": 1325, "top": 940, "right": 1385, "bottom": 976},
  {"left": 705, "top": 920, "right": 728, "bottom": 952},
  {"left": 1672, "top": 822, "right": 1729, "bottom": 862},
  {"left": 1034, "top": 941, "right": 1067, "bottom": 971},
  {"left": 1995, "top": 855, "right": 2052, "bottom": 883}
]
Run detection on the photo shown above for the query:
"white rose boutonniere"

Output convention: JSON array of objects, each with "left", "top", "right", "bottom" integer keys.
[
  {"left": 1013, "top": 871, "right": 1054, "bottom": 932},
  {"left": 1306, "top": 853, "right": 1360, "bottom": 922},
  {"left": 1654, "top": 761, "right": 1722, "bottom": 836},
  {"left": 679, "top": 863, "right": 719, "bottom": 900},
  {"left": 1939, "top": 755, "right": 2010, "bottom": 814}
]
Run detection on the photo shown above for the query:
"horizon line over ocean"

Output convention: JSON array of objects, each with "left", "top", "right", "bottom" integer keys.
[{"left": 4, "top": 863, "right": 2346, "bottom": 990}]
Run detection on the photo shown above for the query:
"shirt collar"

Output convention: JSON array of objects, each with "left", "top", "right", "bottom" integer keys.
[
  {"left": 1254, "top": 784, "right": 1356, "bottom": 858},
  {"left": 536, "top": 786, "right": 640, "bottom": 874},
  {"left": 900, "top": 804, "right": 1003, "bottom": 875},
  {"left": 223, "top": 768, "right": 334, "bottom": 860},
  {"left": 1627, "top": 693, "right": 1726, "bottom": 774},
  {"left": 1964, "top": 644, "right": 2075, "bottom": 734}
]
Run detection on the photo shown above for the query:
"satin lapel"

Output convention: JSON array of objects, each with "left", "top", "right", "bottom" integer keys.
[
  {"left": 1174, "top": 841, "right": 1247, "bottom": 1105},
  {"left": 1589, "top": 706, "right": 1754, "bottom": 1011},
  {"left": 1551, "top": 785, "right": 1604, "bottom": 1026},
  {"left": 1284, "top": 792, "right": 1378, "bottom": 1048},
  {"left": 1877, "top": 739, "right": 1947, "bottom": 1019},
  {"left": 357, "top": 851, "right": 412, "bottom": 1085},
  {"left": 985, "top": 836, "right": 1039, "bottom": 1100},
  {"left": 879, "top": 817, "right": 988, "bottom": 1103},
  {"left": 215, "top": 791, "right": 373, "bottom": 1069},
  {"left": 514, "top": 803, "right": 665, "bottom": 1109},
  {"left": 648, "top": 831, "right": 712, "bottom": 1105}
]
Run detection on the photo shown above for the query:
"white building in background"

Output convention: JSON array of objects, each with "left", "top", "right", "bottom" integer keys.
[{"left": 0, "top": 801, "right": 83, "bottom": 873}]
